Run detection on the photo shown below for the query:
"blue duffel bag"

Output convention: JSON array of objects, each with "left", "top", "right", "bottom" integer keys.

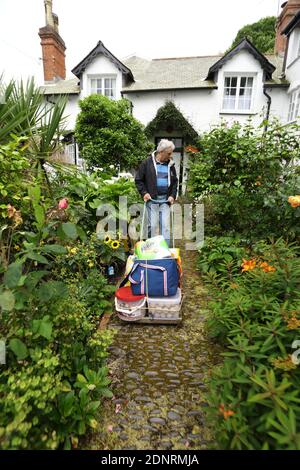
[{"left": 128, "top": 258, "right": 179, "bottom": 297}]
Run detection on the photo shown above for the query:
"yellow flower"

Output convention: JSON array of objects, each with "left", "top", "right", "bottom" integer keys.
[
  {"left": 111, "top": 240, "right": 120, "bottom": 250},
  {"left": 87, "top": 259, "right": 94, "bottom": 268},
  {"left": 70, "top": 247, "right": 78, "bottom": 255},
  {"left": 14, "top": 244, "right": 20, "bottom": 251},
  {"left": 288, "top": 195, "right": 300, "bottom": 208},
  {"left": 230, "top": 283, "right": 239, "bottom": 289},
  {"left": 104, "top": 235, "right": 112, "bottom": 245}
]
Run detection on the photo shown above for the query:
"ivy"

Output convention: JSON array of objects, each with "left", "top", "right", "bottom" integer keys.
[{"left": 145, "top": 101, "right": 198, "bottom": 144}]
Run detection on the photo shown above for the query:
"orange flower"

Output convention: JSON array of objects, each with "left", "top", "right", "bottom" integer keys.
[
  {"left": 219, "top": 404, "right": 235, "bottom": 420},
  {"left": 259, "top": 261, "right": 276, "bottom": 273},
  {"left": 7, "top": 204, "right": 16, "bottom": 218},
  {"left": 288, "top": 196, "right": 300, "bottom": 208},
  {"left": 241, "top": 258, "right": 257, "bottom": 272},
  {"left": 7, "top": 204, "right": 23, "bottom": 227},
  {"left": 185, "top": 145, "right": 199, "bottom": 154}
]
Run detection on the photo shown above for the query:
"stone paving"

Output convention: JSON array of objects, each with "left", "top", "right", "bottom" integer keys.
[{"left": 86, "top": 241, "right": 221, "bottom": 450}]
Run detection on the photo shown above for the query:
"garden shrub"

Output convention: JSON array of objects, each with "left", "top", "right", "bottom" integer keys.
[
  {"left": 75, "top": 94, "right": 152, "bottom": 170},
  {"left": 189, "top": 120, "right": 300, "bottom": 240},
  {"left": 200, "top": 237, "right": 300, "bottom": 449}
]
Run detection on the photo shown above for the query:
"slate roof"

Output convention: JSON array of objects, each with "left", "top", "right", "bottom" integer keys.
[
  {"left": 122, "top": 55, "right": 220, "bottom": 92},
  {"left": 40, "top": 78, "right": 80, "bottom": 95},
  {"left": 121, "top": 50, "right": 287, "bottom": 92},
  {"left": 206, "top": 38, "right": 276, "bottom": 80},
  {"left": 39, "top": 41, "right": 288, "bottom": 96},
  {"left": 71, "top": 41, "right": 134, "bottom": 81}
]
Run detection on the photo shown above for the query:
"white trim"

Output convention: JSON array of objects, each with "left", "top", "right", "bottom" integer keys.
[{"left": 287, "top": 87, "right": 300, "bottom": 123}]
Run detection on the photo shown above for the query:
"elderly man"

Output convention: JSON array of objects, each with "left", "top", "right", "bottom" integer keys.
[{"left": 135, "top": 139, "right": 178, "bottom": 247}]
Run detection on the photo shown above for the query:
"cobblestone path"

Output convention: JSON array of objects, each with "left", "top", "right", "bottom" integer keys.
[{"left": 86, "top": 240, "right": 221, "bottom": 450}]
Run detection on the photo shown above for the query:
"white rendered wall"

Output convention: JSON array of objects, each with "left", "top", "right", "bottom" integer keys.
[
  {"left": 285, "top": 27, "right": 300, "bottom": 85},
  {"left": 81, "top": 54, "right": 123, "bottom": 99}
]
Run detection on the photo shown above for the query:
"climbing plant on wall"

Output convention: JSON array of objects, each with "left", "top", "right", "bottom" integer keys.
[{"left": 145, "top": 101, "right": 198, "bottom": 144}]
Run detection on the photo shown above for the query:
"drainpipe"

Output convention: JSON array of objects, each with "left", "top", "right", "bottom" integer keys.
[{"left": 263, "top": 87, "right": 272, "bottom": 132}]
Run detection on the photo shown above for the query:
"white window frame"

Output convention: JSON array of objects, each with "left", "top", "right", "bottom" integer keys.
[
  {"left": 89, "top": 75, "right": 117, "bottom": 99},
  {"left": 287, "top": 28, "right": 300, "bottom": 67},
  {"left": 287, "top": 88, "right": 300, "bottom": 123},
  {"left": 221, "top": 73, "right": 256, "bottom": 113}
]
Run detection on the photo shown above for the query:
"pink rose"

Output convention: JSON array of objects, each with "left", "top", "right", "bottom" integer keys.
[{"left": 58, "top": 198, "right": 68, "bottom": 210}]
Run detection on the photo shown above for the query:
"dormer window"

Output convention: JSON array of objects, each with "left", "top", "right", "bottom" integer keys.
[
  {"left": 222, "top": 75, "right": 254, "bottom": 112},
  {"left": 90, "top": 76, "right": 116, "bottom": 99}
]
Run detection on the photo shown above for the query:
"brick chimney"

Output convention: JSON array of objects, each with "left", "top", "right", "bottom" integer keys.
[
  {"left": 39, "top": 0, "right": 66, "bottom": 83},
  {"left": 275, "top": 0, "right": 300, "bottom": 56}
]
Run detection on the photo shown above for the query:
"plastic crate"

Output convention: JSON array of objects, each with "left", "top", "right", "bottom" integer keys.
[{"left": 147, "top": 288, "right": 182, "bottom": 320}]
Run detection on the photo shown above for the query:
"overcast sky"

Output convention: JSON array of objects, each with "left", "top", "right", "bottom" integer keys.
[{"left": 0, "top": 0, "right": 282, "bottom": 84}]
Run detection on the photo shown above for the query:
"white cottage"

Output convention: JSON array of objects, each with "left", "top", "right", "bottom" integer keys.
[{"left": 39, "top": 0, "right": 300, "bottom": 193}]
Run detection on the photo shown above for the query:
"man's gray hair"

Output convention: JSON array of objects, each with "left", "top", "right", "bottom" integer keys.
[{"left": 156, "top": 139, "right": 175, "bottom": 153}]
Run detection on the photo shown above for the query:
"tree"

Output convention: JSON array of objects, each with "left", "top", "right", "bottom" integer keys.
[
  {"left": 0, "top": 77, "right": 67, "bottom": 195},
  {"left": 74, "top": 94, "right": 151, "bottom": 170},
  {"left": 228, "top": 16, "right": 276, "bottom": 54}
]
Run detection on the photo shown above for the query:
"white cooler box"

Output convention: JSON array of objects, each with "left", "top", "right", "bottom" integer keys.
[{"left": 147, "top": 288, "right": 182, "bottom": 320}]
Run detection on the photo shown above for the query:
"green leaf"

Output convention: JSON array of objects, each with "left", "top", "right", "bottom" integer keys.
[
  {"left": 24, "top": 270, "right": 49, "bottom": 290},
  {"left": 26, "top": 252, "right": 49, "bottom": 264},
  {"left": 32, "top": 316, "right": 53, "bottom": 340},
  {"left": 9, "top": 338, "right": 28, "bottom": 360},
  {"left": 34, "top": 205, "right": 45, "bottom": 229},
  {"left": 62, "top": 222, "right": 78, "bottom": 240},
  {"left": 76, "top": 226, "right": 87, "bottom": 242},
  {"left": 37, "top": 280, "right": 68, "bottom": 302},
  {"left": 40, "top": 244, "right": 67, "bottom": 254},
  {"left": 88, "top": 199, "right": 102, "bottom": 209},
  {"left": 100, "top": 388, "right": 113, "bottom": 398},
  {"left": 0, "top": 290, "right": 15, "bottom": 311},
  {"left": 3, "top": 262, "right": 23, "bottom": 289},
  {"left": 78, "top": 421, "right": 86, "bottom": 435},
  {"left": 76, "top": 373, "right": 88, "bottom": 384},
  {"left": 59, "top": 392, "right": 75, "bottom": 418},
  {"left": 28, "top": 186, "right": 41, "bottom": 204}
]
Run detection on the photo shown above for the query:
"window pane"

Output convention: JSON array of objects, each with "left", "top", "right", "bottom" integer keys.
[
  {"left": 237, "top": 76, "right": 253, "bottom": 110},
  {"left": 231, "top": 77, "right": 237, "bottom": 87},
  {"left": 295, "top": 92, "right": 300, "bottom": 117}
]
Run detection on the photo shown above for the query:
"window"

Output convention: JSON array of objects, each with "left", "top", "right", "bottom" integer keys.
[
  {"left": 222, "top": 75, "right": 254, "bottom": 111},
  {"left": 287, "top": 89, "right": 300, "bottom": 122},
  {"left": 90, "top": 76, "right": 116, "bottom": 99},
  {"left": 288, "top": 28, "right": 300, "bottom": 66}
]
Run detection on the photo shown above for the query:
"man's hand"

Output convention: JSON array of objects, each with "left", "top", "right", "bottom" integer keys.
[
  {"left": 168, "top": 196, "right": 175, "bottom": 205},
  {"left": 143, "top": 193, "right": 151, "bottom": 202}
]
